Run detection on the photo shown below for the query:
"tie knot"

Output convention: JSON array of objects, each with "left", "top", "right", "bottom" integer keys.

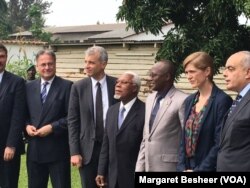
[
  {"left": 97, "top": 82, "right": 101, "bottom": 87},
  {"left": 120, "top": 107, "right": 126, "bottom": 114},
  {"left": 235, "top": 94, "right": 242, "bottom": 101},
  {"left": 43, "top": 81, "right": 49, "bottom": 87},
  {"left": 156, "top": 95, "right": 163, "bottom": 102}
]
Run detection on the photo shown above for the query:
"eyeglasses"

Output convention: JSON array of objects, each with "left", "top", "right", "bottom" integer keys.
[
  {"left": 147, "top": 71, "right": 168, "bottom": 78},
  {"left": 116, "top": 80, "right": 134, "bottom": 85},
  {"left": 38, "top": 62, "right": 55, "bottom": 68}
]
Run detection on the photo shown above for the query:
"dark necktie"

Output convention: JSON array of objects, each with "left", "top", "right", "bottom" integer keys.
[
  {"left": 149, "top": 96, "right": 163, "bottom": 132},
  {"left": 228, "top": 94, "right": 242, "bottom": 116},
  {"left": 41, "top": 82, "right": 49, "bottom": 104},
  {"left": 118, "top": 107, "right": 126, "bottom": 129},
  {"left": 95, "top": 82, "right": 104, "bottom": 142}
]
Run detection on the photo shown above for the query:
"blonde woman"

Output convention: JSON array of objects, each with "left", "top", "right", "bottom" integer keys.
[{"left": 177, "top": 52, "right": 232, "bottom": 171}]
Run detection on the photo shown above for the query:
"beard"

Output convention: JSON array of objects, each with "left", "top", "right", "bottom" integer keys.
[{"left": 114, "top": 94, "right": 121, "bottom": 100}]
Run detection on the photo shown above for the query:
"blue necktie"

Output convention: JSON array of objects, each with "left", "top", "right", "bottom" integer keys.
[
  {"left": 41, "top": 82, "right": 49, "bottom": 104},
  {"left": 118, "top": 107, "right": 126, "bottom": 129},
  {"left": 228, "top": 94, "right": 242, "bottom": 116},
  {"left": 149, "top": 96, "right": 162, "bottom": 132}
]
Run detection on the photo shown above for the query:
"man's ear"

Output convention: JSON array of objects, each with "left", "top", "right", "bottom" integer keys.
[{"left": 246, "top": 68, "right": 250, "bottom": 79}]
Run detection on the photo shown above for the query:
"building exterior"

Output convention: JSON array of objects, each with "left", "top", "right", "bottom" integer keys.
[{"left": 7, "top": 23, "right": 236, "bottom": 100}]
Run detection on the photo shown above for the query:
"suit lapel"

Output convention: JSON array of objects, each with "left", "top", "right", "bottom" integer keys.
[
  {"left": 86, "top": 78, "right": 94, "bottom": 121},
  {"left": 117, "top": 99, "right": 139, "bottom": 134},
  {"left": 41, "top": 76, "right": 59, "bottom": 114},
  {"left": 0, "top": 72, "right": 11, "bottom": 100},
  {"left": 220, "top": 90, "right": 250, "bottom": 143},
  {"left": 106, "top": 75, "right": 115, "bottom": 106},
  {"left": 150, "top": 87, "right": 175, "bottom": 135},
  {"left": 34, "top": 79, "right": 43, "bottom": 109},
  {"left": 196, "top": 85, "right": 217, "bottom": 138}
]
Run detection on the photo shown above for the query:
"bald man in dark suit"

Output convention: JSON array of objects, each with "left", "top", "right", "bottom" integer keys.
[{"left": 217, "top": 51, "right": 250, "bottom": 171}]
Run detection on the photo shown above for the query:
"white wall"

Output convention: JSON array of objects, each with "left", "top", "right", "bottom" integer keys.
[{"left": 4, "top": 43, "right": 45, "bottom": 64}]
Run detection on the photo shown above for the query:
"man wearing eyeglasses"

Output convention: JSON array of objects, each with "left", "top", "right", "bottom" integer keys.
[
  {"left": 96, "top": 71, "right": 145, "bottom": 188},
  {"left": 25, "top": 49, "right": 73, "bottom": 188}
]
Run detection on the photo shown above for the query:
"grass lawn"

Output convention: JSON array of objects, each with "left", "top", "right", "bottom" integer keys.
[{"left": 18, "top": 153, "right": 81, "bottom": 187}]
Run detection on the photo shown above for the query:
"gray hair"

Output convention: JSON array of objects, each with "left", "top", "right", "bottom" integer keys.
[
  {"left": 35, "top": 49, "right": 56, "bottom": 62},
  {"left": 124, "top": 71, "right": 141, "bottom": 92},
  {"left": 240, "top": 51, "right": 250, "bottom": 69},
  {"left": 85, "top": 46, "right": 108, "bottom": 63}
]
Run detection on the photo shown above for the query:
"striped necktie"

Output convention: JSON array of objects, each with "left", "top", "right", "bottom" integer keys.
[
  {"left": 41, "top": 82, "right": 49, "bottom": 104},
  {"left": 228, "top": 94, "right": 242, "bottom": 116}
]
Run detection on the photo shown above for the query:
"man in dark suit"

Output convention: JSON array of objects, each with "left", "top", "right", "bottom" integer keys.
[
  {"left": 0, "top": 44, "right": 26, "bottom": 188},
  {"left": 95, "top": 71, "right": 145, "bottom": 188},
  {"left": 68, "top": 46, "right": 118, "bottom": 188},
  {"left": 217, "top": 51, "right": 250, "bottom": 171},
  {"left": 25, "top": 49, "right": 72, "bottom": 187}
]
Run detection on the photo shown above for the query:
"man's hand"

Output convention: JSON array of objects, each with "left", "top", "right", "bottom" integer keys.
[
  {"left": 3, "top": 147, "right": 15, "bottom": 161},
  {"left": 35, "top": 124, "right": 53, "bottom": 137},
  {"left": 95, "top": 175, "right": 106, "bottom": 188},
  {"left": 71, "top": 155, "right": 83, "bottom": 168},
  {"left": 26, "top": 125, "right": 37, "bottom": 137}
]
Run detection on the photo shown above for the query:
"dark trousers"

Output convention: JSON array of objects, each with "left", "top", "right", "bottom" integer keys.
[
  {"left": 0, "top": 154, "right": 21, "bottom": 188},
  {"left": 79, "top": 141, "right": 102, "bottom": 188},
  {"left": 27, "top": 159, "right": 71, "bottom": 188}
]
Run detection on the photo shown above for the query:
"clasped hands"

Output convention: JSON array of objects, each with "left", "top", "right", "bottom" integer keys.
[{"left": 26, "top": 124, "right": 53, "bottom": 137}]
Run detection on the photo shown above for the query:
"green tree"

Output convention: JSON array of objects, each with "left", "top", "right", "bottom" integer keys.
[
  {"left": 28, "top": 3, "right": 52, "bottom": 42},
  {"left": 117, "top": 0, "right": 250, "bottom": 78},
  {"left": 0, "top": 0, "right": 10, "bottom": 39},
  {"left": 7, "top": 0, "right": 52, "bottom": 32}
]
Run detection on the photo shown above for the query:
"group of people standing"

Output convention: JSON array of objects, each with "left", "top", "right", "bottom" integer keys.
[{"left": 0, "top": 42, "right": 250, "bottom": 188}]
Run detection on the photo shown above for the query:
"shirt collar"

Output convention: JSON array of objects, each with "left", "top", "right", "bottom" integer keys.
[
  {"left": 91, "top": 75, "right": 106, "bottom": 87},
  {"left": 119, "top": 97, "right": 137, "bottom": 112},
  {"left": 0, "top": 71, "right": 4, "bottom": 83},
  {"left": 239, "top": 83, "right": 250, "bottom": 98},
  {"left": 41, "top": 76, "right": 55, "bottom": 85}
]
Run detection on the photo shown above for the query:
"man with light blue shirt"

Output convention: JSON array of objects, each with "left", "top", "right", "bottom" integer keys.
[
  {"left": 217, "top": 51, "right": 250, "bottom": 171},
  {"left": 96, "top": 71, "right": 145, "bottom": 188}
]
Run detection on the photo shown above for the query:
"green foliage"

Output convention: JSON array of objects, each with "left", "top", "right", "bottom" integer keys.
[
  {"left": 7, "top": 0, "right": 52, "bottom": 32},
  {"left": 6, "top": 51, "right": 34, "bottom": 79},
  {"left": 28, "top": 3, "right": 52, "bottom": 43},
  {"left": 117, "top": 0, "right": 250, "bottom": 79},
  {"left": 19, "top": 152, "right": 81, "bottom": 187},
  {"left": 0, "top": 0, "right": 9, "bottom": 39}
]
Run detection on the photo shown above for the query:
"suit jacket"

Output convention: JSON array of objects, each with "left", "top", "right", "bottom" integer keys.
[
  {"left": 136, "top": 86, "right": 188, "bottom": 171},
  {"left": 217, "top": 89, "right": 250, "bottom": 171},
  {"left": 177, "top": 84, "right": 232, "bottom": 171},
  {"left": 0, "top": 71, "right": 26, "bottom": 156},
  {"left": 26, "top": 76, "right": 73, "bottom": 163},
  {"left": 98, "top": 99, "right": 145, "bottom": 188},
  {"left": 68, "top": 75, "right": 118, "bottom": 165}
]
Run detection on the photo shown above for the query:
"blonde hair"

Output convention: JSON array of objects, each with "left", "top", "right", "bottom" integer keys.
[{"left": 183, "top": 51, "right": 214, "bottom": 81}]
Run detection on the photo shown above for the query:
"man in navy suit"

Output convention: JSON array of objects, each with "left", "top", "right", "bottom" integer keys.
[
  {"left": 96, "top": 71, "right": 145, "bottom": 188},
  {"left": 217, "top": 51, "right": 250, "bottom": 171},
  {"left": 0, "top": 44, "right": 26, "bottom": 188},
  {"left": 25, "top": 49, "right": 72, "bottom": 187},
  {"left": 68, "top": 46, "right": 118, "bottom": 188}
]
